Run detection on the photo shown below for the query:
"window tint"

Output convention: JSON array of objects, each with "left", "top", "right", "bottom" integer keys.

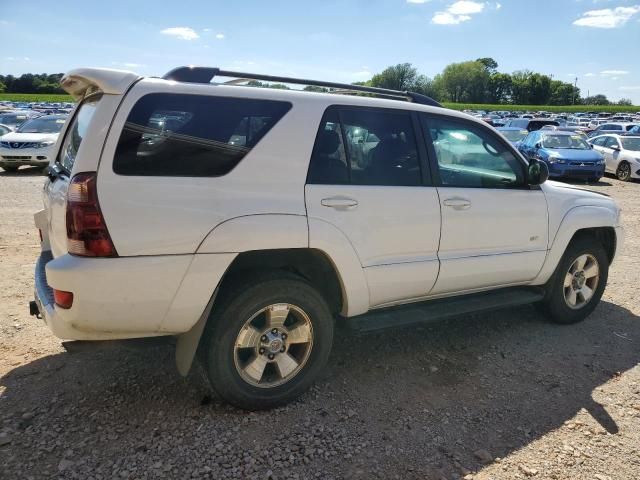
[
  {"left": 423, "top": 116, "right": 525, "bottom": 188},
  {"left": 58, "top": 94, "right": 102, "bottom": 172},
  {"left": 114, "top": 93, "right": 291, "bottom": 176},
  {"left": 591, "top": 136, "right": 607, "bottom": 147},
  {"left": 307, "top": 107, "right": 422, "bottom": 186}
]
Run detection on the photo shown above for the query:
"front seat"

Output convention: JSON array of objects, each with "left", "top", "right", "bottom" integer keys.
[{"left": 307, "top": 129, "right": 348, "bottom": 184}]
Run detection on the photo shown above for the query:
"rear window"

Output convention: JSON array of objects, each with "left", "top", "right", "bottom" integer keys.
[
  {"left": 57, "top": 94, "right": 101, "bottom": 172},
  {"left": 113, "top": 93, "right": 291, "bottom": 177},
  {"left": 528, "top": 120, "right": 558, "bottom": 131}
]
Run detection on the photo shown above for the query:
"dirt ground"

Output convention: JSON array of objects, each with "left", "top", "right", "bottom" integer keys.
[{"left": 0, "top": 168, "right": 638, "bottom": 480}]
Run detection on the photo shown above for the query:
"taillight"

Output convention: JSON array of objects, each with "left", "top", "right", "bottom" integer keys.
[
  {"left": 66, "top": 172, "right": 117, "bottom": 257},
  {"left": 53, "top": 289, "right": 74, "bottom": 309}
]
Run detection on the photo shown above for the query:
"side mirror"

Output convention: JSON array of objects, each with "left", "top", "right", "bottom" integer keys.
[
  {"left": 612, "top": 145, "right": 620, "bottom": 151},
  {"left": 528, "top": 159, "right": 549, "bottom": 186},
  {"left": 535, "top": 142, "right": 542, "bottom": 149}
]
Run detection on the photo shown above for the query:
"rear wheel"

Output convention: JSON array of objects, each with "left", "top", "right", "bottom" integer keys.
[
  {"left": 541, "top": 236, "right": 608, "bottom": 324},
  {"left": 202, "top": 274, "right": 334, "bottom": 410},
  {"left": 616, "top": 161, "right": 631, "bottom": 181}
]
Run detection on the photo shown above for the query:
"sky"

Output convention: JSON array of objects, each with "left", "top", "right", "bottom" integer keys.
[{"left": 1, "top": 0, "right": 640, "bottom": 103}]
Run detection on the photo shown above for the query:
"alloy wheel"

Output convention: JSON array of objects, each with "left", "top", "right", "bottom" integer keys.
[{"left": 563, "top": 254, "right": 600, "bottom": 310}]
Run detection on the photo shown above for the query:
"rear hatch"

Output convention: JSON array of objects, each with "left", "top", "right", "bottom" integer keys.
[{"left": 42, "top": 68, "right": 140, "bottom": 258}]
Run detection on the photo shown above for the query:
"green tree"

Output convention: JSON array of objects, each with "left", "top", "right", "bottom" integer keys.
[
  {"left": 369, "top": 63, "right": 420, "bottom": 91},
  {"left": 617, "top": 98, "right": 633, "bottom": 106},
  {"left": 434, "top": 61, "right": 489, "bottom": 103},
  {"left": 584, "top": 94, "right": 609, "bottom": 105},
  {"left": 486, "top": 72, "right": 512, "bottom": 103},
  {"left": 0, "top": 81, "right": 5, "bottom": 93},
  {"left": 549, "top": 80, "right": 579, "bottom": 105},
  {"left": 476, "top": 57, "right": 498, "bottom": 74}
]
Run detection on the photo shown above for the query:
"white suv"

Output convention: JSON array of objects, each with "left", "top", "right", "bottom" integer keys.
[{"left": 32, "top": 67, "right": 624, "bottom": 409}]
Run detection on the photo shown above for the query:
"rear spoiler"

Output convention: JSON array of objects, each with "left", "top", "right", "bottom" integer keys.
[{"left": 60, "top": 68, "right": 142, "bottom": 101}]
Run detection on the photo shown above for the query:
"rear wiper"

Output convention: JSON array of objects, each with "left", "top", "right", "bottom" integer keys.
[{"left": 46, "top": 164, "right": 64, "bottom": 182}]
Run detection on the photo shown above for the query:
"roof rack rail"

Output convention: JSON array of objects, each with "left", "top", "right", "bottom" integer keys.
[{"left": 162, "top": 66, "right": 442, "bottom": 108}]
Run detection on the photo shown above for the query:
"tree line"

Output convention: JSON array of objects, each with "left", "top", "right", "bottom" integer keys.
[
  {"left": 1, "top": 61, "right": 633, "bottom": 106},
  {"left": 0, "top": 73, "right": 66, "bottom": 94},
  {"left": 359, "top": 59, "right": 632, "bottom": 106}
]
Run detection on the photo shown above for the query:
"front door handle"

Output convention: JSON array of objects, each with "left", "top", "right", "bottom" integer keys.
[
  {"left": 321, "top": 196, "right": 359, "bottom": 210},
  {"left": 442, "top": 197, "right": 471, "bottom": 210}
]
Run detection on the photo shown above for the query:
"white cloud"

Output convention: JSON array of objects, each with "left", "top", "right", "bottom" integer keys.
[
  {"left": 215, "top": 33, "right": 225, "bottom": 39},
  {"left": 432, "top": 1, "right": 486, "bottom": 24},
  {"left": 495, "top": 2, "right": 501, "bottom": 9},
  {"left": 111, "top": 61, "right": 146, "bottom": 68},
  {"left": 160, "top": 27, "right": 199, "bottom": 40},
  {"left": 573, "top": 5, "right": 640, "bottom": 28},
  {"left": 584, "top": 72, "right": 596, "bottom": 77},
  {"left": 448, "top": 0, "right": 485, "bottom": 14},
  {"left": 202, "top": 28, "right": 211, "bottom": 32},
  {"left": 406, "top": 0, "right": 430, "bottom": 3},
  {"left": 620, "top": 86, "right": 640, "bottom": 91},
  {"left": 600, "top": 69, "right": 629, "bottom": 75}
]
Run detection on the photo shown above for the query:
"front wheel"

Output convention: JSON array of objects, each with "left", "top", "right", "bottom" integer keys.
[
  {"left": 616, "top": 161, "right": 631, "bottom": 182},
  {"left": 202, "top": 275, "right": 334, "bottom": 410},
  {"left": 1, "top": 166, "right": 18, "bottom": 173},
  {"left": 541, "top": 236, "right": 609, "bottom": 324}
]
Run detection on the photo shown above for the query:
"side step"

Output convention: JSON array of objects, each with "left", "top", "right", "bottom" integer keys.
[{"left": 345, "top": 287, "right": 546, "bottom": 333}]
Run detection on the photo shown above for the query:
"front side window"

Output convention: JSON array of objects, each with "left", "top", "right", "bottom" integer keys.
[
  {"left": 58, "top": 94, "right": 102, "bottom": 172},
  {"left": 590, "top": 136, "right": 607, "bottom": 147},
  {"left": 114, "top": 93, "right": 291, "bottom": 176},
  {"left": 603, "top": 137, "right": 619, "bottom": 149},
  {"left": 307, "top": 107, "right": 422, "bottom": 186},
  {"left": 423, "top": 116, "right": 525, "bottom": 188}
]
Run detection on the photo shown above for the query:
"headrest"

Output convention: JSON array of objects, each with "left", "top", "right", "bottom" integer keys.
[{"left": 316, "top": 129, "right": 340, "bottom": 155}]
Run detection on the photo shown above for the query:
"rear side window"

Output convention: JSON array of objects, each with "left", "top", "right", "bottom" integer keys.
[
  {"left": 307, "top": 106, "right": 422, "bottom": 186},
  {"left": 113, "top": 93, "right": 291, "bottom": 176},
  {"left": 58, "top": 94, "right": 102, "bottom": 172}
]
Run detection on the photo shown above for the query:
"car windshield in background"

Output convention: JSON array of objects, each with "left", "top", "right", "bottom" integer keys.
[
  {"left": 542, "top": 134, "right": 590, "bottom": 150},
  {"left": 0, "top": 113, "right": 29, "bottom": 127},
  {"left": 621, "top": 137, "right": 640, "bottom": 151},
  {"left": 501, "top": 130, "right": 528, "bottom": 142},
  {"left": 17, "top": 116, "right": 66, "bottom": 134}
]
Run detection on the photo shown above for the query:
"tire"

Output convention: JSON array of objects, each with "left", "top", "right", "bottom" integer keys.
[
  {"left": 541, "top": 235, "right": 609, "bottom": 324},
  {"left": 616, "top": 161, "right": 631, "bottom": 182},
  {"left": 1, "top": 166, "right": 18, "bottom": 173},
  {"left": 202, "top": 274, "right": 334, "bottom": 410}
]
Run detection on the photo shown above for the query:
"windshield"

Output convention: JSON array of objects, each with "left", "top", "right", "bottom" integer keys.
[
  {"left": 500, "top": 129, "right": 528, "bottom": 142},
  {"left": 0, "top": 113, "right": 29, "bottom": 127},
  {"left": 542, "top": 134, "right": 590, "bottom": 150},
  {"left": 621, "top": 137, "right": 640, "bottom": 151},
  {"left": 17, "top": 116, "right": 66, "bottom": 134}
]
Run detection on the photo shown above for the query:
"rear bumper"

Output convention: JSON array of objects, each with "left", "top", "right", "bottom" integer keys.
[{"left": 33, "top": 250, "right": 235, "bottom": 341}]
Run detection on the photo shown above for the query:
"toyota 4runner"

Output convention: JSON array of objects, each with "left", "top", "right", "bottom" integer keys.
[{"left": 31, "top": 66, "right": 624, "bottom": 409}]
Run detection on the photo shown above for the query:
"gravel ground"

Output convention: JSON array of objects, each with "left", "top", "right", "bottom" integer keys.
[{"left": 0, "top": 168, "right": 638, "bottom": 480}]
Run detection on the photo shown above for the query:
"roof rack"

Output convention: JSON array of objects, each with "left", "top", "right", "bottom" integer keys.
[{"left": 162, "top": 66, "right": 442, "bottom": 108}]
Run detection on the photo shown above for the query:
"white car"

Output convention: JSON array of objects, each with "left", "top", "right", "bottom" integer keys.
[
  {"left": 31, "top": 67, "right": 624, "bottom": 409},
  {"left": 589, "top": 134, "right": 640, "bottom": 181},
  {"left": 0, "top": 114, "right": 67, "bottom": 172}
]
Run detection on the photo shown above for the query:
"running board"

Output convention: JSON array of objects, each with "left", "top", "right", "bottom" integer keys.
[{"left": 345, "top": 287, "right": 546, "bottom": 332}]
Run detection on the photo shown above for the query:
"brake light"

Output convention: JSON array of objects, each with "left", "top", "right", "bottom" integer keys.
[
  {"left": 66, "top": 172, "right": 117, "bottom": 257},
  {"left": 53, "top": 289, "right": 74, "bottom": 309}
]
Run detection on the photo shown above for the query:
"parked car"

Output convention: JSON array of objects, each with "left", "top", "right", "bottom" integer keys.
[
  {"left": 588, "top": 122, "right": 639, "bottom": 137},
  {"left": 31, "top": 66, "right": 623, "bottom": 409},
  {"left": 504, "top": 118, "right": 559, "bottom": 132},
  {"left": 0, "top": 114, "right": 67, "bottom": 172},
  {"left": 496, "top": 127, "right": 529, "bottom": 145},
  {"left": 623, "top": 124, "right": 640, "bottom": 135},
  {"left": 518, "top": 130, "right": 605, "bottom": 182},
  {"left": 589, "top": 134, "right": 640, "bottom": 181}
]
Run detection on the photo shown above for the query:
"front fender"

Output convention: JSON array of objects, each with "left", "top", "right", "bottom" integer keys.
[{"left": 532, "top": 205, "right": 619, "bottom": 285}]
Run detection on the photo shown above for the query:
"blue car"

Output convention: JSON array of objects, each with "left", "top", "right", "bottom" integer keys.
[
  {"left": 496, "top": 127, "right": 529, "bottom": 146},
  {"left": 518, "top": 130, "right": 605, "bottom": 181}
]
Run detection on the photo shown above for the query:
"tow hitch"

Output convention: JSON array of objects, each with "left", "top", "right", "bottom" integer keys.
[{"left": 29, "top": 300, "right": 41, "bottom": 319}]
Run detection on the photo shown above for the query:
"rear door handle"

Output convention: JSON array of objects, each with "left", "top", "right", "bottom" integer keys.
[
  {"left": 442, "top": 197, "right": 471, "bottom": 210},
  {"left": 321, "top": 196, "right": 359, "bottom": 210}
]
